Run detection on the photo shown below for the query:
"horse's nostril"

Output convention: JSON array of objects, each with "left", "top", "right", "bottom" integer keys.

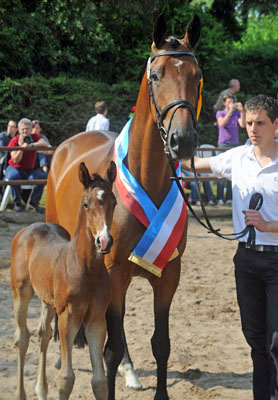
[
  {"left": 170, "top": 133, "right": 179, "bottom": 152},
  {"left": 96, "top": 237, "right": 101, "bottom": 248}
]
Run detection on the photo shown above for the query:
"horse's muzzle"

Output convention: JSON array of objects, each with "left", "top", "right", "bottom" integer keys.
[
  {"left": 96, "top": 234, "right": 114, "bottom": 254},
  {"left": 168, "top": 127, "right": 197, "bottom": 160}
]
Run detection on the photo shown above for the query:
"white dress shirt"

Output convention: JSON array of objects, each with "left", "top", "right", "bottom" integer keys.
[
  {"left": 86, "top": 113, "right": 110, "bottom": 131},
  {"left": 210, "top": 144, "right": 278, "bottom": 245}
]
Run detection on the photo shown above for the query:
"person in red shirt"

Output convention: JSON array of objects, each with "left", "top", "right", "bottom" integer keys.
[{"left": 5, "top": 118, "right": 49, "bottom": 212}]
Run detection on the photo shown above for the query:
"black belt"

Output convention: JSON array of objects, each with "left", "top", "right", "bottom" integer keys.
[{"left": 239, "top": 242, "right": 278, "bottom": 253}]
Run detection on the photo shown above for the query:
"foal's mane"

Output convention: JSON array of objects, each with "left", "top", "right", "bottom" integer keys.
[{"left": 89, "top": 173, "right": 107, "bottom": 188}]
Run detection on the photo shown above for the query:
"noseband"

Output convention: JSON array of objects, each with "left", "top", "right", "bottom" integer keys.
[{"left": 147, "top": 51, "right": 199, "bottom": 147}]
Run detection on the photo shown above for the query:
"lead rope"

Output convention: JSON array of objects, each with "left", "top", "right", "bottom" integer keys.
[{"left": 166, "top": 153, "right": 263, "bottom": 243}]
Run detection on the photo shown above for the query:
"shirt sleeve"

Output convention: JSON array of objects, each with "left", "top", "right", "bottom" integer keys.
[{"left": 210, "top": 147, "right": 237, "bottom": 180}]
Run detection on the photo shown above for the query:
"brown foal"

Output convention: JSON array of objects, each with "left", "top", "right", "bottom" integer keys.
[{"left": 10, "top": 161, "right": 117, "bottom": 400}]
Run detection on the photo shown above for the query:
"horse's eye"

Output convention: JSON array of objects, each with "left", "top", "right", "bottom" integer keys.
[
  {"left": 151, "top": 71, "right": 159, "bottom": 81},
  {"left": 83, "top": 202, "right": 88, "bottom": 209}
]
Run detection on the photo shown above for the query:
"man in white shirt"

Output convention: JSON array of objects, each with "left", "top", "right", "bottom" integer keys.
[
  {"left": 86, "top": 100, "right": 109, "bottom": 132},
  {"left": 183, "top": 94, "right": 278, "bottom": 399}
]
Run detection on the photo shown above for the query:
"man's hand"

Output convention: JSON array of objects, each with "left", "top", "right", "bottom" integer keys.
[{"left": 242, "top": 209, "right": 268, "bottom": 232}]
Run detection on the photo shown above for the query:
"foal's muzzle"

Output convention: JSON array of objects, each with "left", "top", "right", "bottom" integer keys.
[{"left": 96, "top": 234, "right": 114, "bottom": 254}]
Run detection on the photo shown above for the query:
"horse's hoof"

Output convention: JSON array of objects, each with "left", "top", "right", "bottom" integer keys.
[{"left": 118, "top": 364, "right": 142, "bottom": 390}]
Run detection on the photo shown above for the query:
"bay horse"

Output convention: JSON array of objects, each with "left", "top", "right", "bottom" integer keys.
[
  {"left": 10, "top": 161, "right": 117, "bottom": 400},
  {"left": 46, "top": 13, "right": 202, "bottom": 400}
]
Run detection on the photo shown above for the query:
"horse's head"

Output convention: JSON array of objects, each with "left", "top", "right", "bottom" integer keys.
[
  {"left": 148, "top": 14, "right": 202, "bottom": 160},
  {"left": 78, "top": 161, "right": 117, "bottom": 254}
]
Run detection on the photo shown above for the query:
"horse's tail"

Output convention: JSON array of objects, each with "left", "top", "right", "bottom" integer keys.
[
  {"left": 54, "top": 313, "right": 59, "bottom": 341},
  {"left": 53, "top": 314, "right": 87, "bottom": 348},
  {"left": 74, "top": 325, "right": 87, "bottom": 348}
]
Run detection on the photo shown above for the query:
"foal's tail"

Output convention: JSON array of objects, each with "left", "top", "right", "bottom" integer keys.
[{"left": 54, "top": 314, "right": 87, "bottom": 348}]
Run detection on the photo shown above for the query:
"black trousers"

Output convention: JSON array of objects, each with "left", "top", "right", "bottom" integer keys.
[{"left": 234, "top": 245, "right": 278, "bottom": 400}]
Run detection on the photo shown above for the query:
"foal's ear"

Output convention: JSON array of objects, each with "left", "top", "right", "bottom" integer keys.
[
  {"left": 105, "top": 161, "right": 117, "bottom": 185},
  {"left": 153, "top": 13, "right": 167, "bottom": 49},
  {"left": 78, "top": 162, "right": 91, "bottom": 188},
  {"left": 184, "top": 14, "right": 201, "bottom": 49}
]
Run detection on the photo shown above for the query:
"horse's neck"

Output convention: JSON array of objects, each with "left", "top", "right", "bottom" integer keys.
[
  {"left": 70, "top": 207, "right": 101, "bottom": 270},
  {"left": 128, "top": 79, "right": 172, "bottom": 204}
]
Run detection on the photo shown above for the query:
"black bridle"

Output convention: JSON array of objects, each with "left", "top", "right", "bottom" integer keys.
[
  {"left": 147, "top": 51, "right": 198, "bottom": 147},
  {"left": 148, "top": 50, "right": 263, "bottom": 243}
]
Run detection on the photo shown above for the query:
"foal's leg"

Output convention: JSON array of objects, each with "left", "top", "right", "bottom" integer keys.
[
  {"left": 12, "top": 281, "right": 34, "bottom": 400},
  {"left": 35, "top": 303, "right": 56, "bottom": 399},
  {"left": 118, "top": 298, "right": 142, "bottom": 389},
  {"left": 149, "top": 261, "right": 181, "bottom": 400},
  {"left": 85, "top": 314, "right": 108, "bottom": 400},
  {"left": 57, "top": 309, "right": 80, "bottom": 400}
]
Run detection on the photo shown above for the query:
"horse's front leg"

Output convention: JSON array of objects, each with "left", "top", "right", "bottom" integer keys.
[
  {"left": 12, "top": 281, "right": 34, "bottom": 400},
  {"left": 118, "top": 297, "right": 142, "bottom": 389},
  {"left": 57, "top": 309, "right": 80, "bottom": 400},
  {"left": 85, "top": 312, "right": 108, "bottom": 400},
  {"left": 104, "top": 303, "right": 124, "bottom": 400},
  {"left": 150, "top": 260, "right": 181, "bottom": 400},
  {"left": 35, "top": 303, "right": 56, "bottom": 399}
]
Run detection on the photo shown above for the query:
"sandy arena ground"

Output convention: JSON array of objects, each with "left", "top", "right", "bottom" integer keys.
[{"left": 0, "top": 209, "right": 253, "bottom": 399}]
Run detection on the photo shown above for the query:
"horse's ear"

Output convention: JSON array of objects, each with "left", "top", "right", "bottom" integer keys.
[
  {"left": 78, "top": 162, "right": 91, "bottom": 188},
  {"left": 105, "top": 161, "right": 117, "bottom": 185},
  {"left": 153, "top": 13, "right": 167, "bottom": 49},
  {"left": 184, "top": 14, "right": 201, "bottom": 49}
]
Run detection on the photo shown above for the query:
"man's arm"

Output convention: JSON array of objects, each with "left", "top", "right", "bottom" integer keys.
[
  {"left": 237, "top": 103, "right": 246, "bottom": 128},
  {"left": 213, "top": 92, "right": 225, "bottom": 112},
  {"left": 182, "top": 156, "right": 212, "bottom": 174}
]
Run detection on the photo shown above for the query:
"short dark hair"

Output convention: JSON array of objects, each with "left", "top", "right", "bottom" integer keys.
[
  {"left": 244, "top": 95, "right": 278, "bottom": 123},
  {"left": 95, "top": 101, "right": 107, "bottom": 114},
  {"left": 223, "top": 94, "right": 235, "bottom": 102},
  {"left": 32, "top": 120, "right": 41, "bottom": 128}
]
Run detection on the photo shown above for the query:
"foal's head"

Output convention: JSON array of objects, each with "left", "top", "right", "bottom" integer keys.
[{"left": 78, "top": 161, "right": 117, "bottom": 254}]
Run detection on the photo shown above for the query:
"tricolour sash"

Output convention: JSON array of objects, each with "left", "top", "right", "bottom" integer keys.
[{"left": 114, "top": 118, "right": 187, "bottom": 277}]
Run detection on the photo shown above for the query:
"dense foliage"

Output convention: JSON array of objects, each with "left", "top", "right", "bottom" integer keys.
[{"left": 0, "top": 0, "right": 277, "bottom": 146}]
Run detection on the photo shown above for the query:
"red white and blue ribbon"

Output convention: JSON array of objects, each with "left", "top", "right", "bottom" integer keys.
[{"left": 114, "top": 118, "right": 187, "bottom": 277}]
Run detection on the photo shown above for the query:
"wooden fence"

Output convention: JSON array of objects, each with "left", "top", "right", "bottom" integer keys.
[{"left": 0, "top": 146, "right": 229, "bottom": 187}]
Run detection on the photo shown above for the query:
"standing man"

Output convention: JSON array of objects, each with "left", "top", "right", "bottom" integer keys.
[
  {"left": 183, "top": 94, "right": 278, "bottom": 399},
  {"left": 0, "top": 120, "right": 18, "bottom": 199},
  {"left": 86, "top": 100, "right": 110, "bottom": 131},
  {"left": 5, "top": 118, "right": 49, "bottom": 213},
  {"left": 213, "top": 79, "right": 241, "bottom": 111},
  {"left": 216, "top": 94, "right": 245, "bottom": 205}
]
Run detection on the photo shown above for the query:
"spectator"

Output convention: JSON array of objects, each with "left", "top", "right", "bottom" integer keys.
[
  {"left": 182, "top": 169, "right": 215, "bottom": 205},
  {"left": 86, "top": 100, "right": 109, "bottom": 131},
  {"left": 216, "top": 94, "right": 245, "bottom": 205},
  {"left": 213, "top": 79, "right": 241, "bottom": 112},
  {"left": 32, "top": 120, "right": 52, "bottom": 175},
  {"left": 5, "top": 118, "right": 49, "bottom": 213},
  {"left": 0, "top": 120, "right": 17, "bottom": 199}
]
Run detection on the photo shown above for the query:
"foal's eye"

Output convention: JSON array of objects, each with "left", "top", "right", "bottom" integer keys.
[
  {"left": 151, "top": 71, "right": 159, "bottom": 81},
  {"left": 83, "top": 202, "right": 88, "bottom": 209}
]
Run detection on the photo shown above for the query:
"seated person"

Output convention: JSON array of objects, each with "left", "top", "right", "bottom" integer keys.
[
  {"left": 0, "top": 119, "right": 17, "bottom": 200},
  {"left": 32, "top": 120, "right": 52, "bottom": 175},
  {"left": 4, "top": 118, "right": 49, "bottom": 213},
  {"left": 182, "top": 169, "right": 215, "bottom": 206}
]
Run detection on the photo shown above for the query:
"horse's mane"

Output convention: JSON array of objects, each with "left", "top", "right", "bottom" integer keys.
[{"left": 168, "top": 36, "right": 180, "bottom": 48}]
